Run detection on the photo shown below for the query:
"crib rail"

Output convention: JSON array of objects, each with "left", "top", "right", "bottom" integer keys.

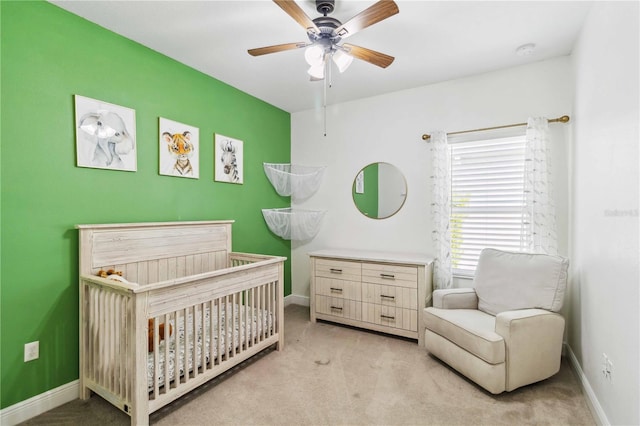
[
  {"left": 79, "top": 256, "right": 285, "bottom": 421},
  {"left": 147, "top": 278, "right": 279, "bottom": 411}
]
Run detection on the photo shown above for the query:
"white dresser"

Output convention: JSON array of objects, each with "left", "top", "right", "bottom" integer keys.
[{"left": 309, "top": 249, "right": 434, "bottom": 346}]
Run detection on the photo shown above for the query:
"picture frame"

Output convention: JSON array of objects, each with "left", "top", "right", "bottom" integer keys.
[
  {"left": 159, "top": 118, "right": 199, "bottom": 179},
  {"left": 75, "top": 95, "right": 137, "bottom": 171},
  {"left": 355, "top": 170, "right": 365, "bottom": 194},
  {"left": 214, "top": 134, "right": 243, "bottom": 184}
]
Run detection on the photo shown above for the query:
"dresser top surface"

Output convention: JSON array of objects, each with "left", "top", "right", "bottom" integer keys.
[{"left": 308, "top": 248, "right": 434, "bottom": 266}]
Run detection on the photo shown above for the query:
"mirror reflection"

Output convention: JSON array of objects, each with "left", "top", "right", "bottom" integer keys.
[{"left": 352, "top": 162, "right": 407, "bottom": 219}]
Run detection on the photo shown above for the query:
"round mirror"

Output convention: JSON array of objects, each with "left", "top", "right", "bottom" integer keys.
[{"left": 352, "top": 162, "right": 407, "bottom": 219}]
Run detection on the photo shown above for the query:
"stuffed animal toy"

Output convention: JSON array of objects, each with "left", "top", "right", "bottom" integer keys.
[
  {"left": 148, "top": 319, "right": 173, "bottom": 352},
  {"left": 96, "top": 269, "right": 130, "bottom": 283}
]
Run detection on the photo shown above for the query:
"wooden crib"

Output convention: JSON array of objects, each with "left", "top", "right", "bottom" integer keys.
[{"left": 76, "top": 221, "right": 286, "bottom": 426}]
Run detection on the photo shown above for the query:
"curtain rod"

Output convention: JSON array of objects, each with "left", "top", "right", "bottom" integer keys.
[{"left": 421, "top": 115, "right": 570, "bottom": 141}]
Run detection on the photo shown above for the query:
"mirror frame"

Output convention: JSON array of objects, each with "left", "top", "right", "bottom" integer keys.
[{"left": 352, "top": 162, "right": 408, "bottom": 220}]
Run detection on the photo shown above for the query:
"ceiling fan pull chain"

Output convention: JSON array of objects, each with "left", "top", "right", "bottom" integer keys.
[
  {"left": 328, "top": 53, "right": 333, "bottom": 88},
  {"left": 323, "top": 68, "right": 327, "bottom": 137}
]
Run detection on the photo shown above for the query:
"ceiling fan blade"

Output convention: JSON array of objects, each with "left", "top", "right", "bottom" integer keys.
[
  {"left": 248, "top": 42, "right": 307, "bottom": 56},
  {"left": 342, "top": 43, "right": 394, "bottom": 68},
  {"left": 334, "top": 0, "right": 399, "bottom": 39},
  {"left": 273, "top": 0, "right": 320, "bottom": 35}
]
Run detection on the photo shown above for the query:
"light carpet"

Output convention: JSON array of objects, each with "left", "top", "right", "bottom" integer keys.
[{"left": 21, "top": 304, "right": 595, "bottom": 425}]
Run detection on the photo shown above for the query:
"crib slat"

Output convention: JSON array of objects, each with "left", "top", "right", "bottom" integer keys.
[
  {"left": 201, "top": 303, "right": 207, "bottom": 371},
  {"left": 164, "top": 313, "right": 171, "bottom": 392},
  {"left": 192, "top": 304, "right": 199, "bottom": 379},
  {"left": 223, "top": 295, "right": 229, "bottom": 360},
  {"left": 100, "top": 291, "right": 106, "bottom": 386},
  {"left": 252, "top": 287, "right": 257, "bottom": 346},
  {"left": 153, "top": 317, "right": 160, "bottom": 397},
  {"left": 243, "top": 290, "right": 249, "bottom": 351},
  {"left": 208, "top": 300, "right": 214, "bottom": 369},
  {"left": 115, "top": 295, "right": 119, "bottom": 397},
  {"left": 109, "top": 292, "right": 116, "bottom": 391},
  {"left": 185, "top": 307, "right": 191, "bottom": 384},
  {"left": 125, "top": 293, "right": 132, "bottom": 404},
  {"left": 267, "top": 282, "right": 272, "bottom": 338},
  {"left": 174, "top": 310, "right": 181, "bottom": 386},
  {"left": 259, "top": 285, "right": 264, "bottom": 342},
  {"left": 217, "top": 299, "right": 222, "bottom": 365},
  {"left": 264, "top": 284, "right": 269, "bottom": 339},
  {"left": 230, "top": 294, "right": 235, "bottom": 358}
]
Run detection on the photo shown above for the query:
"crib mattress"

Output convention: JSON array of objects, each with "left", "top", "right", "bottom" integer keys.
[{"left": 148, "top": 303, "right": 272, "bottom": 391}]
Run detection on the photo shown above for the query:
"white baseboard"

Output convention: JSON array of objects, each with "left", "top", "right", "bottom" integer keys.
[
  {"left": 0, "top": 380, "right": 78, "bottom": 426},
  {"left": 564, "top": 343, "right": 609, "bottom": 426},
  {"left": 284, "top": 294, "right": 309, "bottom": 307}
]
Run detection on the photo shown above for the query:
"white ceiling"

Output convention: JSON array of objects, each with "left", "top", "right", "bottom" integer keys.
[{"left": 50, "top": 0, "right": 593, "bottom": 113}]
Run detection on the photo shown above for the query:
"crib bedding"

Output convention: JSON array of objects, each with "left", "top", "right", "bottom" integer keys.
[{"left": 148, "top": 303, "right": 272, "bottom": 391}]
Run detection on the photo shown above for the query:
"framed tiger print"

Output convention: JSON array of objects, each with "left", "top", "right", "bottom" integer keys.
[
  {"left": 159, "top": 118, "right": 199, "bottom": 179},
  {"left": 75, "top": 95, "right": 137, "bottom": 171},
  {"left": 214, "top": 134, "right": 244, "bottom": 184}
]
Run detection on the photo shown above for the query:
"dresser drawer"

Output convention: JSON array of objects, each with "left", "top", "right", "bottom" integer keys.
[
  {"left": 315, "top": 258, "right": 362, "bottom": 282},
  {"left": 362, "top": 263, "right": 417, "bottom": 288},
  {"left": 315, "top": 295, "right": 362, "bottom": 321},
  {"left": 316, "top": 277, "right": 361, "bottom": 301},
  {"left": 361, "top": 303, "right": 418, "bottom": 332},
  {"left": 362, "top": 283, "right": 417, "bottom": 310}
]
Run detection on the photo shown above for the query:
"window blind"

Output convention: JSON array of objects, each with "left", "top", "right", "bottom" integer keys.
[{"left": 450, "top": 135, "right": 528, "bottom": 274}]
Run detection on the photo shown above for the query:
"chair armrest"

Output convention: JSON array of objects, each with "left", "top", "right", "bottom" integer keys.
[
  {"left": 433, "top": 288, "right": 478, "bottom": 309},
  {"left": 495, "top": 309, "right": 565, "bottom": 391}
]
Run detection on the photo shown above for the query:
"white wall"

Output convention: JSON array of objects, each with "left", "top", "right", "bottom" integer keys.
[
  {"left": 291, "top": 57, "right": 573, "bottom": 300},
  {"left": 570, "top": 2, "right": 639, "bottom": 425}
]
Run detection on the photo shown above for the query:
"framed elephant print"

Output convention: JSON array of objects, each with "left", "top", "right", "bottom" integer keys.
[{"left": 75, "top": 95, "right": 137, "bottom": 171}]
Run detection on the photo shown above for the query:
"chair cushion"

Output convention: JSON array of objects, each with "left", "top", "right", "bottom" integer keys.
[
  {"left": 423, "top": 307, "right": 505, "bottom": 365},
  {"left": 473, "top": 248, "right": 569, "bottom": 315}
]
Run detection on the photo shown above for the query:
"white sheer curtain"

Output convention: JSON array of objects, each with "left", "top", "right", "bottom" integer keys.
[
  {"left": 430, "top": 131, "right": 453, "bottom": 289},
  {"left": 523, "top": 117, "right": 558, "bottom": 254}
]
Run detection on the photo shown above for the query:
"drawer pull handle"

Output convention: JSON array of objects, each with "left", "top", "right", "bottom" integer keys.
[
  {"left": 380, "top": 295, "right": 395, "bottom": 300},
  {"left": 380, "top": 273, "right": 395, "bottom": 279},
  {"left": 330, "top": 306, "right": 343, "bottom": 311},
  {"left": 381, "top": 314, "right": 395, "bottom": 321},
  {"left": 330, "top": 287, "right": 343, "bottom": 293},
  {"left": 330, "top": 268, "right": 343, "bottom": 274}
]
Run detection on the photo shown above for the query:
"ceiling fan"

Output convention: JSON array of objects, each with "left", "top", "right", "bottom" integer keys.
[{"left": 248, "top": 0, "right": 399, "bottom": 80}]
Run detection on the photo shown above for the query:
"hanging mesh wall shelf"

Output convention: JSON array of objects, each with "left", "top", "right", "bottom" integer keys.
[
  {"left": 262, "top": 208, "right": 326, "bottom": 241},
  {"left": 263, "top": 163, "right": 326, "bottom": 202}
]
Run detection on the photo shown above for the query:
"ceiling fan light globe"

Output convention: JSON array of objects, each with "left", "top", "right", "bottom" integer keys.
[
  {"left": 304, "top": 45, "right": 325, "bottom": 66},
  {"left": 333, "top": 49, "right": 354, "bottom": 73},
  {"left": 307, "top": 64, "right": 325, "bottom": 79}
]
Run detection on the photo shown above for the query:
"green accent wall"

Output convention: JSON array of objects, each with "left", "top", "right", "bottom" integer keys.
[
  {"left": 352, "top": 163, "right": 379, "bottom": 218},
  {"left": 0, "top": 1, "right": 291, "bottom": 408}
]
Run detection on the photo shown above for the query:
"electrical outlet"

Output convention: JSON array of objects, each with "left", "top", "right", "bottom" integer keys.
[{"left": 24, "top": 341, "right": 39, "bottom": 362}]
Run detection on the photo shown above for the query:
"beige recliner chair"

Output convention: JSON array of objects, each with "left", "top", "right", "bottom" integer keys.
[{"left": 423, "top": 248, "right": 569, "bottom": 394}]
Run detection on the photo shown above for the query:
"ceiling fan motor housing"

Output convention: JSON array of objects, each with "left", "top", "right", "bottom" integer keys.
[{"left": 316, "top": 0, "right": 335, "bottom": 16}]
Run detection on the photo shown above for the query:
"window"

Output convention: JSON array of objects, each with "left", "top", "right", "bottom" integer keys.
[{"left": 450, "top": 133, "right": 529, "bottom": 275}]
